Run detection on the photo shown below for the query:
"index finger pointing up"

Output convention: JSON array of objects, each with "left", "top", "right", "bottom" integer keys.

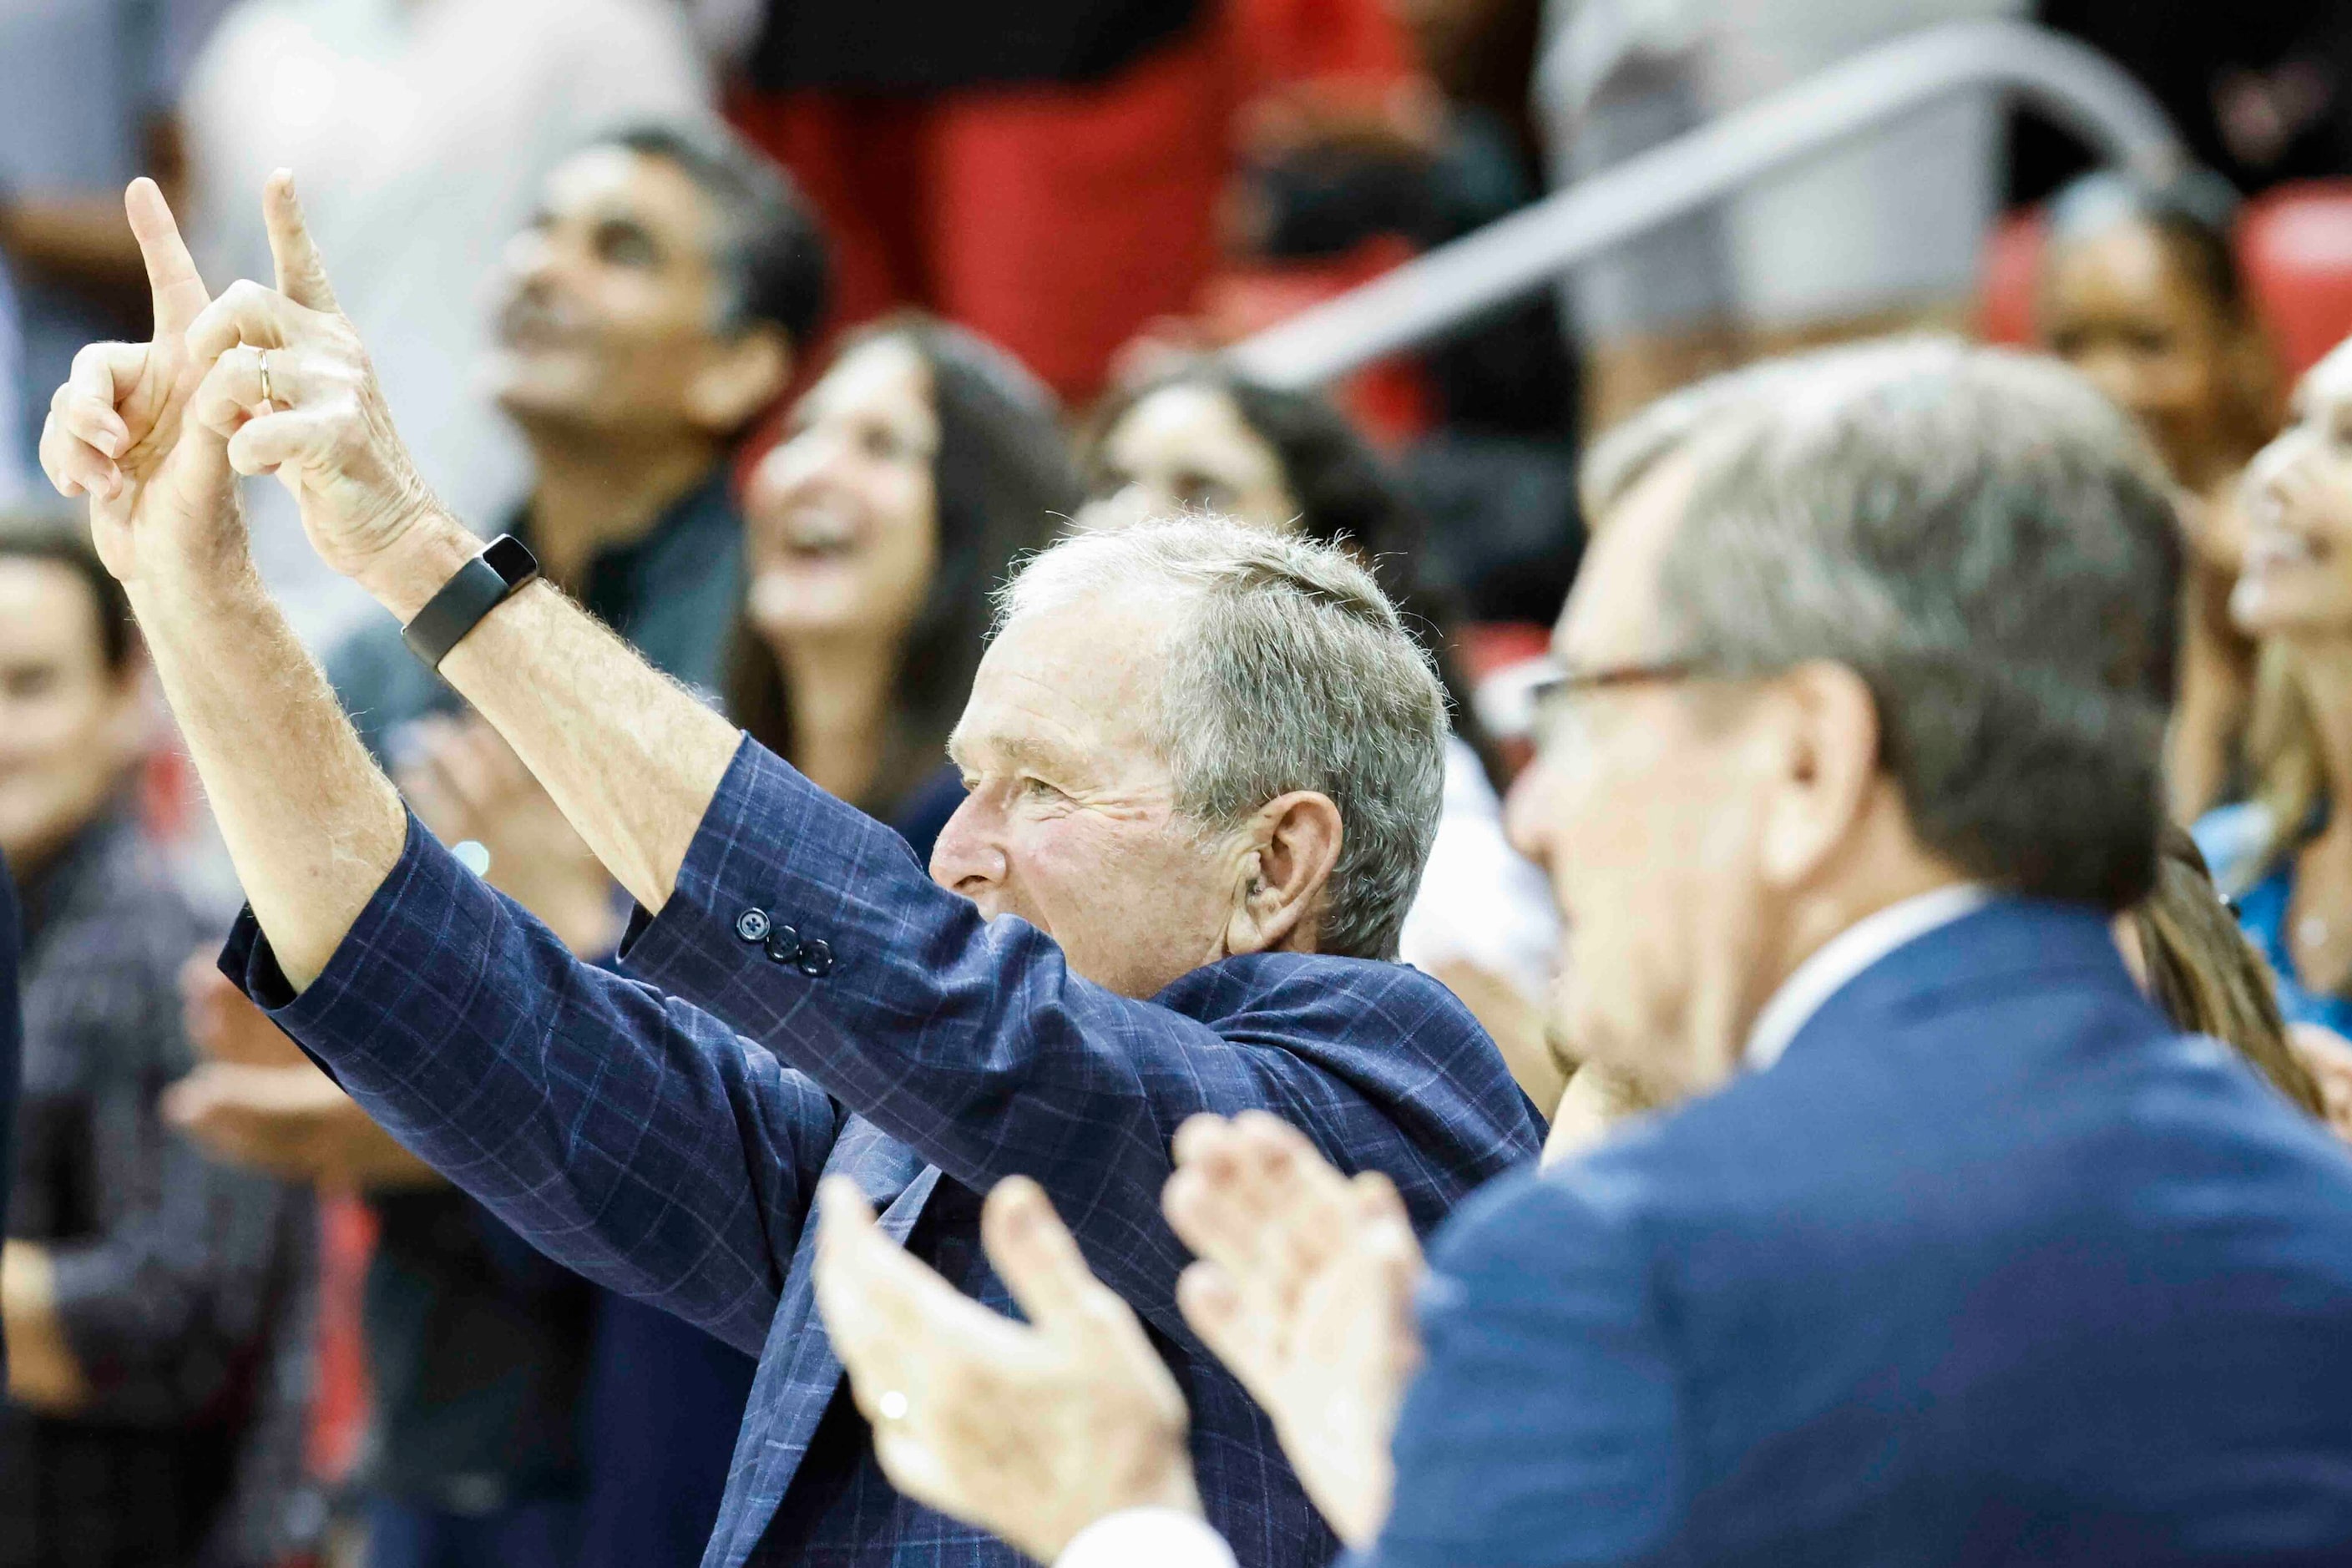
[
  {"left": 264, "top": 169, "right": 341, "bottom": 315},
  {"left": 125, "top": 178, "right": 210, "bottom": 337}
]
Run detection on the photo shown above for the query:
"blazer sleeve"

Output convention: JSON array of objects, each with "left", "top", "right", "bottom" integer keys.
[
  {"left": 620, "top": 739, "right": 1540, "bottom": 1328},
  {"left": 220, "top": 813, "right": 843, "bottom": 1358},
  {"left": 1360, "top": 1167, "right": 1684, "bottom": 1568}
]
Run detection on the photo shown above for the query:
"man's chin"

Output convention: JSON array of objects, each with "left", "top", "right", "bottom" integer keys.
[
  {"left": 488, "top": 368, "right": 602, "bottom": 431},
  {"left": 1548, "top": 995, "right": 1696, "bottom": 1110}
]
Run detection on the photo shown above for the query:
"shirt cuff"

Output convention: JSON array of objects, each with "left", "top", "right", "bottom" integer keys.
[{"left": 1056, "top": 1509, "right": 1238, "bottom": 1568}]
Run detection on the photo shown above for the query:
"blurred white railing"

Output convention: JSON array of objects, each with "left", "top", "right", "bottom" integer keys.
[{"left": 1228, "top": 20, "right": 2182, "bottom": 387}]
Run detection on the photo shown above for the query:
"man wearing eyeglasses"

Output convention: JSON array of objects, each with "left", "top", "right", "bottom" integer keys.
[{"left": 802, "top": 341, "right": 2352, "bottom": 1568}]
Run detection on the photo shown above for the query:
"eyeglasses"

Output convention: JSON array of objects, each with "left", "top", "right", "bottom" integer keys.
[{"left": 1527, "top": 658, "right": 1708, "bottom": 754}]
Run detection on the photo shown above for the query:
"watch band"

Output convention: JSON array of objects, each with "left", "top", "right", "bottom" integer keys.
[{"left": 401, "top": 534, "right": 541, "bottom": 670}]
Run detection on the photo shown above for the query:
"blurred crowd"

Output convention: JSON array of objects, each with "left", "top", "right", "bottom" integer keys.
[{"left": 3, "top": 2, "right": 2352, "bottom": 1567}]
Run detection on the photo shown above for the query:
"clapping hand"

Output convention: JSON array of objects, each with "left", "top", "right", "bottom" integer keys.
[
  {"left": 812, "top": 1176, "right": 1202, "bottom": 1562},
  {"left": 168, "top": 953, "right": 443, "bottom": 1190},
  {"left": 395, "top": 716, "right": 622, "bottom": 956},
  {"left": 1162, "top": 1111, "right": 1425, "bottom": 1550}
]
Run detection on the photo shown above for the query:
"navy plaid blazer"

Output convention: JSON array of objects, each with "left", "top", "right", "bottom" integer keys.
[{"left": 225, "top": 739, "right": 1544, "bottom": 1566}]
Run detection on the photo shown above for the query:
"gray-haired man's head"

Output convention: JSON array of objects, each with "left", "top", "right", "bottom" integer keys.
[
  {"left": 1515, "top": 339, "right": 2180, "bottom": 1100},
  {"left": 931, "top": 516, "right": 1447, "bottom": 998}
]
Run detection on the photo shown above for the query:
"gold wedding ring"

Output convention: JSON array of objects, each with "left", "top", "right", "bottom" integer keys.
[{"left": 257, "top": 349, "right": 273, "bottom": 407}]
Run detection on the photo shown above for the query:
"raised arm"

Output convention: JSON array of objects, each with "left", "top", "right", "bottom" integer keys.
[
  {"left": 38, "top": 179, "right": 839, "bottom": 1350},
  {"left": 38, "top": 174, "right": 406, "bottom": 992}
]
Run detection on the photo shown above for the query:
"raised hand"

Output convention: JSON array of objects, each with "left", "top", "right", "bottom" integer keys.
[
  {"left": 38, "top": 178, "right": 237, "bottom": 586},
  {"left": 182, "top": 171, "right": 443, "bottom": 593},
  {"left": 1161, "top": 1111, "right": 1426, "bottom": 1549},
  {"left": 812, "top": 1176, "right": 1202, "bottom": 1562}
]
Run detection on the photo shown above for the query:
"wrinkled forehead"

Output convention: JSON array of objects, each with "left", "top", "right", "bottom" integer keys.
[
  {"left": 949, "top": 589, "right": 1183, "bottom": 778},
  {"left": 1554, "top": 455, "right": 1694, "bottom": 668}
]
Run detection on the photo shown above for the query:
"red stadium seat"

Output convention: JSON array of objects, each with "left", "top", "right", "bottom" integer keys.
[{"left": 2240, "top": 181, "right": 2352, "bottom": 382}]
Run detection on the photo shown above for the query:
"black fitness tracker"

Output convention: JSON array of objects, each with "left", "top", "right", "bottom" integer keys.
[{"left": 401, "top": 534, "right": 542, "bottom": 670}]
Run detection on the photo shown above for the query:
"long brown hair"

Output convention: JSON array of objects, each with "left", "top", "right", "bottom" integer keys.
[
  {"left": 2128, "top": 821, "right": 2327, "bottom": 1116},
  {"left": 721, "top": 316, "right": 1080, "bottom": 812},
  {"left": 2236, "top": 639, "right": 2324, "bottom": 888}
]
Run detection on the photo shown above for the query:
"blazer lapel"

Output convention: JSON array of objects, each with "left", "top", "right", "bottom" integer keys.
[{"left": 707, "top": 1119, "right": 940, "bottom": 1568}]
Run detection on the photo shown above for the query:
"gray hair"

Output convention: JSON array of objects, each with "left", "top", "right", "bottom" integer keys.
[
  {"left": 999, "top": 517, "right": 1448, "bottom": 960},
  {"left": 1648, "top": 338, "right": 2182, "bottom": 910},
  {"left": 1581, "top": 357, "right": 1813, "bottom": 522}
]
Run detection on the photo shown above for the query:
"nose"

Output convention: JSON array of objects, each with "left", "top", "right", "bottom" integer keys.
[
  {"left": 1503, "top": 756, "right": 1555, "bottom": 871},
  {"left": 764, "top": 422, "right": 857, "bottom": 502},
  {"left": 2248, "top": 427, "right": 2315, "bottom": 518},
  {"left": 502, "top": 224, "right": 559, "bottom": 292},
  {"left": 928, "top": 790, "right": 1008, "bottom": 896}
]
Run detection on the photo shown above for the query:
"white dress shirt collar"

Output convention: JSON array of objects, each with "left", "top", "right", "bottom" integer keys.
[{"left": 1743, "top": 883, "right": 1993, "bottom": 1070}]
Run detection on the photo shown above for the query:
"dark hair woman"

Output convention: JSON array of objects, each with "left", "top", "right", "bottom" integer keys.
[
  {"left": 1077, "top": 362, "right": 1560, "bottom": 1105},
  {"left": 730, "top": 314, "right": 1080, "bottom": 855},
  {"left": 2036, "top": 169, "right": 2281, "bottom": 821}
]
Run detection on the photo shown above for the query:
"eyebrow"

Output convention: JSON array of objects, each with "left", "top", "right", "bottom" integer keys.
[{"left": 945, "top": 729, "right": 1088, "bottom": 780}]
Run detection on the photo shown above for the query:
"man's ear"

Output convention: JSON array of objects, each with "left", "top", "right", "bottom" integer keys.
[
  {"left": 686, "top": 326, "right": 792, "bottom": 435},
  {"left": 1754, "top": 660, "right": 1880, "bottom": 892},
  {"left": 1223, "top": 791, "right": 1345, "bottom": 958}
]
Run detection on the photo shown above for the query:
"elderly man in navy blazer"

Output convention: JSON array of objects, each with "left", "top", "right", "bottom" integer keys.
[
  {"left": 795, "top": 341, "right": 2352, "bottom": 1568},
  {"left": 33, "top": 182, "right": 1540, "bottom": 1568}
]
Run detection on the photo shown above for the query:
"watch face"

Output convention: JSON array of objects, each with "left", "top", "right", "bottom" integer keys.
[{"left": 482, "top": 534, "right": 541, "bottom": 587}]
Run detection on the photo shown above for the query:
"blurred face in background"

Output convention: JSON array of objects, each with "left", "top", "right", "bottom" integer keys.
[
  {"left": 2040, "top": 220, "right": 2264, "bottom": 503},
  {"left": 2234, "top": 341, "right": 2352, "bottom": 640},
  {"left": 743, "top": 335, "right": 942, "bottom": 650},
  {"left": 1080, "top": 383, "right": 1297, "bottom": 534},
  {"left": 1505, "top": 458, "right": 1787, "bottom": 1102},
  {"left": 0, "top": 558, "right": 144, "bottom": 875},
  {"left": 487, "top": 145, "right": 781, "bottom": 441}
]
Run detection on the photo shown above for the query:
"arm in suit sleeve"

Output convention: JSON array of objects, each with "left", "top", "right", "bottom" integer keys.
[
  {"left": 1358, "top": 1166, "right": 1684, "bottom": 1568},
  {"left": 620, "top": 741, "right": 1542, "bottom": 1330},
  {"left": 222, "top": 813, "right": 844, "bottom": 1356}
]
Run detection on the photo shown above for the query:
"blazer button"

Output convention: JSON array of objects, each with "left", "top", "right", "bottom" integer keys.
[
  {"left": 794, "top": 939, "right": 833, "bottom": 979},
  {"left": 735, "top": 909, "right": 771, "bottom": 943},
  {"left": 763, "top": 926, "right": 802, "bottom": 965}
]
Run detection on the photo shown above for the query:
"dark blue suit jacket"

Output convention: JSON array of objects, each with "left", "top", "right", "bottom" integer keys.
[
  {"left": 0, "top": 852, "right": 18, "bottom": 1385},
  {"left": 225, "top": 740, "right": 1542, "bottom": 1568},
  {"left": 1372, "top": 898, "right": 2352, "bottom": 1568}
]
